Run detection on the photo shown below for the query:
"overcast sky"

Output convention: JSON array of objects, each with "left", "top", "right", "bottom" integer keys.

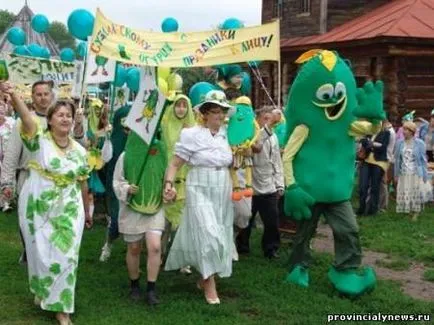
[{"left": 2, "top": 0, "right": 263, "bottom": 31}]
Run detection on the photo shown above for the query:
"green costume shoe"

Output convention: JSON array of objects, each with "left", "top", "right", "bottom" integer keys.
[
  {"left": 328, "top": 266, "right": 377, "bottom": 297},
  {"left": 284, "top": 265, "right": 309, "bottom": 288}
]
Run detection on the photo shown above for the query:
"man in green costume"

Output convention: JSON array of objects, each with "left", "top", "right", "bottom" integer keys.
[{"left": 283, "top": 50, "right": 385, "bottom": 297}]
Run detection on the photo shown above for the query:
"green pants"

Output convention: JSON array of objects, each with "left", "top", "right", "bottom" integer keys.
[{"left": 289, "top": 201, "right": 362, "bottom": 271}]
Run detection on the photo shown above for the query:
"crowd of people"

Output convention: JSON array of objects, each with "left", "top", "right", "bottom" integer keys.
[
  {"left": 1, "top": 73, "right": 432, "bottom": 325},
  {"left": 0, "top": 79, "right": 285, "bottom": 324},
  {"left": 357, "top": 113, "right": 433, "bottom": 221}
]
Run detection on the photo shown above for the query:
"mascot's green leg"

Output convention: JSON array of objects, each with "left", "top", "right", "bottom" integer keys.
[
  {"left": 285, "top": 203, "right": 321, "bottom": 288},
  {"left": 328, "top": 266, "right": 377, "bottom": 297},
  {"left": 325, "top": 201, "right": 376, "bottom": 297},
  {"left": 284, "top": 265, "right": 310, "bottom": 288}
]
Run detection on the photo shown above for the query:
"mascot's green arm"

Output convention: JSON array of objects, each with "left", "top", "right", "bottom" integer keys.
[
  {"left": 348, "top": 121, "right": 382, "bottom": 138},
  {"left": 282, "top": 124, "right": 309, "bottom": 186}
]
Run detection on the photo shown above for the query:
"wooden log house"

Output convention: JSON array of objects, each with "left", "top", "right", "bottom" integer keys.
[{"left": 256, "top": 0, "right": 434, "bottom": 124}]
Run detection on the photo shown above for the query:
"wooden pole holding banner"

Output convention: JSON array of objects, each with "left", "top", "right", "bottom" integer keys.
[
  {"left": 278, "top": 60, "right": 282, "bottom": 109},
  {"left": 277, "top": 18, "right": 282, "bottom": 109},
  {"left": 108, "top": 62, "right": 119, "bottom": 124}
]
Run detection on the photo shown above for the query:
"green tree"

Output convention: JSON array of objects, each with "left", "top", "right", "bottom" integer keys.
[
  {"left": 177, "top": 68, "right": 216, "bottom": 95},
  {"left": 47, "top": 21, "right": 76, "bottom": 50},
  {"left": 0, "top": 10, "right": 16, "bottom": 35}
]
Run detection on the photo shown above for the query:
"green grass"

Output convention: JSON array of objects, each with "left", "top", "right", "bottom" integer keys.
[
  {"left": 1, "top": 211, "right": 433, "bottom": 325},
  {"left": 375, "top": 258, "right": 411, "bottom": 271},
  {"left": 423, "top": 269, "right": 434, "bottom": 283},
  {"left": 357, "top": 208, "right": 434, "bottom": 267}
]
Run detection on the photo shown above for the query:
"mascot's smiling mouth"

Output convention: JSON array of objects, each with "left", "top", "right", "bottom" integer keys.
[{"left": 312, "top": 96, "right": 347, "bottom": 121}]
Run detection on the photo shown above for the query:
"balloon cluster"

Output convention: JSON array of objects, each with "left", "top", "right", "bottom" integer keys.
[
  {"left": 157, "top": 67, "right": 183, "bottom": 98},
  {"left": 7, "top": 13, "right": 52, "bottom": 59}
]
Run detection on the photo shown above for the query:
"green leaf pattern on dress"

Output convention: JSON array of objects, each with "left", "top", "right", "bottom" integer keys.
[
  {"left": 49, "top": 263, "right": 61, "bottom": 275},
  {"left": 26, "top": 195, "right": 35, "bottom": 220},
  {"left": 49, "top": 215, "right": 75, "bottom": 253},
  {"left": 49, "top": 157, "right": 61, "bottom": 170},
  {"left": 66, "top": 273, "right": 75, "bottom": 286},
  {"left": 30, "top": 275, "right": 53, "bottom": 299},
  {"left": 22, "top": 135, "right": 40, "bottom": 152},
  {"left": 64, "top": 202, "right": 78, "bottom": 219},
  {"left": 60, "top": 289, "right": 73, "bottom": 310},
  {"left": 45, "top": 302, "right": 64, "bottom": 312},
  {"left": 35, "top": 199, "right": 49, "bottom": 215}
]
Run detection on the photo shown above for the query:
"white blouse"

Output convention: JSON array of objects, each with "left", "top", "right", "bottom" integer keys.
[{"left": 175, "top": 125, "right": 233, "bottom": 167}]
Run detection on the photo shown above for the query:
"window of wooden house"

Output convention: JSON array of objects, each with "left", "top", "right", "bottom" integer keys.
[
  {"left": 300, "top": 0, "right": 311, "bottom": 13},
  {"left": 273, "top": 0, "right": 283, "bottom": 18}
]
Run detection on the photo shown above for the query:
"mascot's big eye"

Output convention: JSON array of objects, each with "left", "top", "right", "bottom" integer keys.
[
  {"left": 316, "top": 84, "right": 334, "bottom": 101},
  {"left": 335, "top": 82, "right": 346, "bottom": 99}
]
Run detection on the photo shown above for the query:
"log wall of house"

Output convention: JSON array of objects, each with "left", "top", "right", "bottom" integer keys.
[
  {"left": 326, "top": 0, "right": 389, "bottom": 31},
  {"left": 403, "top": 57, "right": 434, "bottom": 120},
  {"left": 263, "top": 0, "right": 389, "bottom": 38},
  {"left": 262, "top": 0, "right": 323, "bottom": 36}
]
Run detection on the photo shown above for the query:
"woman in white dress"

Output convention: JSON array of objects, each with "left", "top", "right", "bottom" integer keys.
[
  {"left": 164, "top": 90, "right": 234, "bottom": 304},
  {"left": 394, "top": 121, "right": 429, "bottom": 221},
  {"left": 0, "top": 82, "right": 91, "bottom": 325}
]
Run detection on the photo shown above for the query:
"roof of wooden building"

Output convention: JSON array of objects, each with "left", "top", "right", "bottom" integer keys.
[
  {"left": 281, "top": 0, "right": 434, "bottom": 50},
  {"left": 0, "top": 4, "right": 60, "bottom": 56}
]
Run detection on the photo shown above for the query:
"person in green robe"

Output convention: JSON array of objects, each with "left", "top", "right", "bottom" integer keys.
[
  {"left": 160, "top": 94, "right": 195, "bottom": 271},
  {"left": 99, "top": 105, "right": 131, "bottom": 262}
]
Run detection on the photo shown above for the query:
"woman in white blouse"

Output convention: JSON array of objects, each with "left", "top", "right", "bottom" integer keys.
[{"left": 164, "top": 90, "right": 234, "bottom": 305}]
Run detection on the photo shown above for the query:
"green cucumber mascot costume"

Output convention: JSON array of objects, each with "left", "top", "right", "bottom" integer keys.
[
  {"left": 124, "top": 131, "right": 167, "bottom": 216},
  {"left": 283, "top": 49, "right": 385, "bottom": 297},
  {"left": 227, "top": 96, "right": 258, "bottom": 201}
]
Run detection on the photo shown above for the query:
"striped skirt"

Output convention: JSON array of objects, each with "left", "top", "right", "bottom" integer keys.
[{"left": 165, "top": 166, "right": 234, "bottom": 279}]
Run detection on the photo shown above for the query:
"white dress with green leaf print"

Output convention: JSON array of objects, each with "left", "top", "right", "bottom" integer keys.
[{"left": 18, "top": 126, "right": 89, "bottom": 314}]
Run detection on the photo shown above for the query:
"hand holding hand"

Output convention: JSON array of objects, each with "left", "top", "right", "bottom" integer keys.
[
  {"left": 163, "top": 181, "right": 177, "bottom": 202},
  {"left": 85, "top": 214, "right": 93, "bottom": 229},
  {"left": 128, "top": 184, "right": 139, "bottom": 195},
  {"left": 2, "top": 187, "right": 13, "bottom": 200}
]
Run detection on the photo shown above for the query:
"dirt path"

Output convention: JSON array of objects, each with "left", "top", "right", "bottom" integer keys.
[{"left": 312, "top": 224, "right": 434, "bottom": 301}]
